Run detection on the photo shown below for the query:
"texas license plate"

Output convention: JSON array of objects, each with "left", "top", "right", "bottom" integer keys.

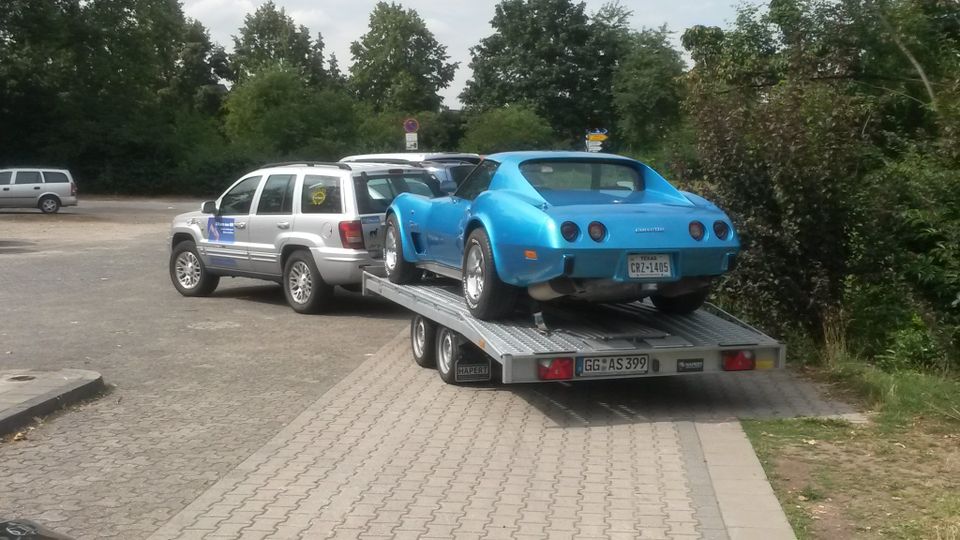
[
  {"left": 577, "top": 355, "right": 649, "bottom": 377},
  {"left": 628, "top": 254, "right": 671, "bottom": 278}
]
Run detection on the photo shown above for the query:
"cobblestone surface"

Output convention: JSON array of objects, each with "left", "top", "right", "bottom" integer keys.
[
  {"left": 0, "top": 201, "right": 408, "bottom": 539},
  {"left": 150, "top": 328, "right": 855, "bottom": 540}
]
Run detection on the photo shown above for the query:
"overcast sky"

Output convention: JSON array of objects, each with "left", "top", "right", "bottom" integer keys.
[{"left": 182, "top": 0, "right": 740, "bottom": 107}]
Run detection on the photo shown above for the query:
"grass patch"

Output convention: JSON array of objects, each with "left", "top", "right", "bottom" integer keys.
[{"left": 743, "top": 365, "right": 960, "bottom": 539}]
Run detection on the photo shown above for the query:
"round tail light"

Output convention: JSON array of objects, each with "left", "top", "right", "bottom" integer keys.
[
  {"left": 588, "top": 221, "right": 606, "bottom": 242},
  {"left": 689, "top": 221, "right": 705, "bottom": 241},
  {"left": 560, "top": 221, "right": 579, "bottom": 242},
  {"left": 713, "top": 220, "right": 730, "bottom": 240}
]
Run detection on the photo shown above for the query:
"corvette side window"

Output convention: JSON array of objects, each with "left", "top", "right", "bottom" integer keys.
[{"left": 455, "top": 160, "right": 499, "bottom": 201}]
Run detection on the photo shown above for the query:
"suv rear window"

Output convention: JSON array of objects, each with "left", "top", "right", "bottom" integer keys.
[
  {"left": 302, "top": 175, "right": 342, "bottom": 214},
  {"left": 43, "top": 171, "right": 69, "bottom": 183},
  {"left": 354, "top": 173, "right": 442, "bottom": 214},
  {"left": 519, "top": 160, "right": 642, "bottom": 192}
]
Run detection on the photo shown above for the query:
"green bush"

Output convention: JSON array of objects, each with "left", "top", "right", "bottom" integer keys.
[{"left": 460, "top": 106, "right": 556, "bottom": 154}]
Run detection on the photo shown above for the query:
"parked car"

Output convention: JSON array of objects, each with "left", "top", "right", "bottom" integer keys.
[
  {"left": 0, "top": 168, "right": 78, "bottom": 213},
  {"left": 383, "top": 151, "right": 740, "bottom": 320},
  {"left": 339, "top": 153, "right": 481, "bottom": 193},
  {"left": 168, "top": 161, "right": 444, "bottom": 313}
]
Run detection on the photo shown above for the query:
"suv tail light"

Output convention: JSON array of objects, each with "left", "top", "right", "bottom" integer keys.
[
  {"left": 339, "top": 220, "right": 365, "bottom": 250},
  {"left": 70, "top": 181, "right": 77, "bottom": 196},
  {"left": 538, "top": 358, "right": 574, "bottom": 380}
]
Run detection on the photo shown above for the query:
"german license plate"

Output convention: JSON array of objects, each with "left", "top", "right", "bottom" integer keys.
[
  {"left": 628, "top": 254, "right": 671, "bottom": 278},
  {"left": 577, "top": 355, "right": 649, "bottom": 377}
]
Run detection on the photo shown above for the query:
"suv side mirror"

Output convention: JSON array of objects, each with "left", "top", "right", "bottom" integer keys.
[{"left": 200, "top": 200, "right": 217, "bottom": 214}]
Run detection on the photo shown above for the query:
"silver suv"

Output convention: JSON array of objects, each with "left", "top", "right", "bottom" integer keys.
[
  {"left": 168, "top": 161, "right": 443, "bottom": 313},
  {"left": 0, "top": 168, "right": 78, "bottom": 213}
]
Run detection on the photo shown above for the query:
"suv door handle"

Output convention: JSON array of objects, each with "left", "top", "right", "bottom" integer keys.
[
  {"left": 276, "top": 221, "right": 290, "bottom": 229},
  {"left": 235, "top": 222, "right": 247, "bottom": 229},
  {"left": 34, "top": 186, "right": 40, "bottom": 190},
  {"left": 2, "top": 187, "right": 8, "bottom": 191}
]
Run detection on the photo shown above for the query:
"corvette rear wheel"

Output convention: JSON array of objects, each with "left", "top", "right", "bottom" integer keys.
[
  {"left": 651, "top": 287, "right": 710, "bottom": 315},
  {"left": 462, "top": 229, "right": 519, "bottom": 320},
  {"left": 384, "top": 214, "right": 419, "bottom": 284}
]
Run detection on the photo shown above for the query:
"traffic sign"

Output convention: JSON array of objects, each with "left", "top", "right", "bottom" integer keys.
[
  {"left": 405, "top": 132, "right": 419, "bottom": 150},
  {"left": 403, "top": 118, "right": 420, "bottom": 134}
]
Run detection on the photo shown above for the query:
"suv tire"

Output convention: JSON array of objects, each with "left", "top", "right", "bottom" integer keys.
[
  {"left": 38, "top": 196, "right": 60, "bottom": 214},
  {"left": 170, "top": 241, "right": 220, "bottom": 296},
  {"left": 283, "top": 250, "right": 333, "bottom": 314}
]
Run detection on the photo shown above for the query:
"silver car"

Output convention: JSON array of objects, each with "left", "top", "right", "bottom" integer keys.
[
  {"left": 168, "top": 161, "right": 443, "bottom": 313},
  {"left": 0, "top": 168, "right": 79, "bottom": 213}
]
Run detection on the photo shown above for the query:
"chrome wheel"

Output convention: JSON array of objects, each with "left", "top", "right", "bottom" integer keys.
[
  {"left": 40, "top": 198, "right": 58, "bottom": 213},
  {"left": 438, "top": 330, "right": 454, "bottom": 375},
  {"left": 385, "top": 224, "right": 398, "bottom": 274},
  {"left": 464, "top": 242, "right": 485, "bottom": 305},
  {"left": 412, "top": 318, "right": 427, "bottom": 358},
  {"left": 287, "top": 261, "right": 313, "bottom": 304},
  {"left": 174, "top": 251, "right": 202, "bottom": 289}
]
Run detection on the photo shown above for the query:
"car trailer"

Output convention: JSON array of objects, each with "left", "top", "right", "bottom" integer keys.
[{"left": 363, "top": 272, "right": 785, "bottom": 385}]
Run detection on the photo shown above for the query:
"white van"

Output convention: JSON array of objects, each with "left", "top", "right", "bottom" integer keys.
[{"left": 0, "top": 168, "right": 79, "bottom": 213}]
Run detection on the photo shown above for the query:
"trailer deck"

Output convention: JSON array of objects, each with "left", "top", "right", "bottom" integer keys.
[{"left": 363, "top": 272, "right": 785, "bottom": 384}]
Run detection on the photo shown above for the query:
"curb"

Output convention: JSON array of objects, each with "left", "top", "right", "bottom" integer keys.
[{"left": 0, "top": 370, "right": 105, "bottom": 436}]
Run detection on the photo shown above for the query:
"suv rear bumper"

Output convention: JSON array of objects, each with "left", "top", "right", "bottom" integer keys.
[{"left": 313, "top": 247, "right": 384, "bottom": 285}]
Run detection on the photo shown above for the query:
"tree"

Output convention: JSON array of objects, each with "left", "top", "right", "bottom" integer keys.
[
  {"left": 613, "top": 28, "right": 685, "bottom": 150},
  {"left": 224, "top": 67, "right": 356, "bottom": 158},
  {"left": 349, "top": 2, "right": 457, "bottom": 112},
  {"left": 460, "top": 106, "right": 555, "bottom": 153},
  {"left": 461, "top": 0, "right": 633, "bottom": 143},
  {"left": 166, "top": 19, "right": 230, "bottom": 112},
  {"left": 230, "top": 1, "right": 325, "bottom": 85}
]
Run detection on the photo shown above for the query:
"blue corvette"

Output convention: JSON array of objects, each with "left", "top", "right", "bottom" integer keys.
[{"left": 383, "top": 151, "right": 739, "bottom": 320}]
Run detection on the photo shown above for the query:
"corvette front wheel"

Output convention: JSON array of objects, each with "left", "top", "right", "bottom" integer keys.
[{"left": 462, "top": 229, "right": 519, "bottom": 320}]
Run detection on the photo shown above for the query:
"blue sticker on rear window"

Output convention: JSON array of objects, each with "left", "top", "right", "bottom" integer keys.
[{"left": 207, "top": 217, "right": 235, "bottom": 243}]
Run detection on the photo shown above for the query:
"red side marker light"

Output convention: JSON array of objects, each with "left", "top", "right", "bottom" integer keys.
[
  {"left": 538, "top": 357, "right": 574, "bottom": 380},
  {"left": 722, "top": 350, "right": 755, "bottom": 371}
]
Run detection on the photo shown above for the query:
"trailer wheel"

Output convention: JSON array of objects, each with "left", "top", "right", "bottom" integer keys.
[
  {"left": 410, "top": 315, "right": 437, "bottom": 368},
  {"left": 435, "top": 326, "right": 462, "bottom": 384}
]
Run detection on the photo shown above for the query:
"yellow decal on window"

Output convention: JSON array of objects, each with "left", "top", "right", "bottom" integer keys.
[{"left": 311, "top": 187, "right": 327, "bottom": 206}]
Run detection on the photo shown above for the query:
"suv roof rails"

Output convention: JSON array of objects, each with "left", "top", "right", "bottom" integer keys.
[
  {"left": 262, "top": 161, "right": 353, "bottom": 170},
  {"left": 343, "top": 158, "right": 422, "bottom": 166}
]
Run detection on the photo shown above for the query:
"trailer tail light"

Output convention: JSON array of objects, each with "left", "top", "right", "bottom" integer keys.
[
  {"left": 722, "top": 350, "right": 755, "bottom": 371},
  {"left": 339, "top": 220, "right": 365, "bottom": 250},
  {"left": 538, "top": 357, "right": 573, "bottom": 380}
]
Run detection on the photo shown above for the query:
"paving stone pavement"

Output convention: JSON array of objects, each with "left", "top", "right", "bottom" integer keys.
[{"left": 149, "top": 329, "right": 862, "bottom": 540}]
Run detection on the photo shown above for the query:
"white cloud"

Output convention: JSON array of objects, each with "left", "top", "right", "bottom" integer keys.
[{"left": 182, "top": 0, "right": 739, "bottom": 107}]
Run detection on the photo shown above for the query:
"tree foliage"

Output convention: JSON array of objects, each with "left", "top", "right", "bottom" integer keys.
[
  {"left": 349, "top": 2, "right": 457, "bottom": 112},
  {"left": 460, "top": 107, "right": 555, "bottom": 153},
  {"left": 230, "top": 1, "right": 326, "bottom": 85},
  {"left": 461, "top": 0, "right": 633, "bottom": 143}
]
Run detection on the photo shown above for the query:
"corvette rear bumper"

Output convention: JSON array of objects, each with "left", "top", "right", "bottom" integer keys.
[{"left": 496, "top": 244, "right": 738, "bottom": 286}]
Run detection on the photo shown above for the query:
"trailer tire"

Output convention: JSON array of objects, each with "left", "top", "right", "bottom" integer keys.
[
  {"left": 435, "top": 326, "right": 463, "bottom": 384},
  {"left": 410, "top": 315, "right": 437, "bottom": 368}
]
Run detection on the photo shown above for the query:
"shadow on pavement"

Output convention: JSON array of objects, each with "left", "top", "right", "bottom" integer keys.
[
  {"left": 0, "top": 240, "right": 37, "bottom": 255},
  {"left": 211, "top": 283, "right": 410, "bottom": 319},
  {"left": 497, "top": 371, "right": 860, "bottom": 426}
]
